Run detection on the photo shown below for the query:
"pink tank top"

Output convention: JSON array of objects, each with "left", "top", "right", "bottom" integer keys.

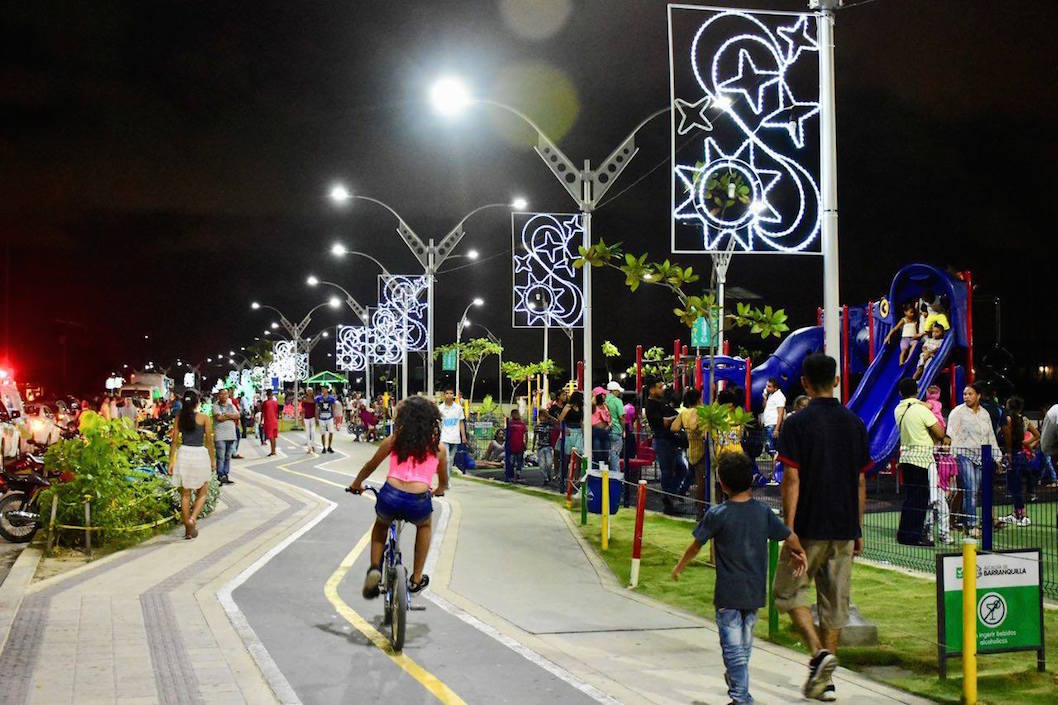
[{"left": 387, "top": 451, "right": 439, "bottom": 485}]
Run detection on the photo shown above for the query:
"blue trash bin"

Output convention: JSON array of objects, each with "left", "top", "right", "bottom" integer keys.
[{"left": 586, "top": 467, "right": 623, "bottom": 515}]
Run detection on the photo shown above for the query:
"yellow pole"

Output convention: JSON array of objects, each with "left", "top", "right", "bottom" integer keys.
[
  {"left": 962, "top": 538, "right": 977, "bottom": 705},
  {"left": 601, "top": 464, "right": 610, "bottom": 551}
]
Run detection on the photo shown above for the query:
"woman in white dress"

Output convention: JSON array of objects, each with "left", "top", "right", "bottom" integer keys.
[{"left": 167, "top": 391, "right": 216, "bottom": 539}]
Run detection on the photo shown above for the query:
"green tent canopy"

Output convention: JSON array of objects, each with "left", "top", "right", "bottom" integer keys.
[{"left": 303, "top": 370, "right": 348, "bottom": 385}]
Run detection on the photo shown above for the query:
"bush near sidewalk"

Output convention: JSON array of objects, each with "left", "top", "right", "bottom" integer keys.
[
  {"left": 459, "top": 476, "right": 1058, "bottom": 705},
  {"left": 41, "top": 412, "right": 219, "bottom": 549}
]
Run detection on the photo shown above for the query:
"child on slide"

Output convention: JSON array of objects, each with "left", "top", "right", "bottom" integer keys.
[
  {"left": 885, "top": 302, "right": 919, "bottom": 365},
  {"left": 913, "top": 323, "right": 946, "bottom": 381},
  {"left": 348, "top": 396, "right": 449, "bottom": 597}
]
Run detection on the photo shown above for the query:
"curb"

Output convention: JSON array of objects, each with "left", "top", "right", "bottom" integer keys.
[{"left": 0, "top": 544, "right": 43, "bottom": 652}]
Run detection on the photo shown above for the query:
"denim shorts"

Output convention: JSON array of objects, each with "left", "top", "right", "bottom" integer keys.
[{"left": 376, "top": 482, "right": 433, "bottom": 526}]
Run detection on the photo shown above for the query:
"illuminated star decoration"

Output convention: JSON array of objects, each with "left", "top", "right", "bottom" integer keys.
[
  {"left": 717, "top": 47, "right": 782, "bottom": 115},
  {"left": 511, "top": 213, "right": 585, "bottom": 329},
  {"left": 671, "top": 8, "right": 822, "bottom": 254},
  {"left": 335, "top": 325, "right": 369, "bottom": 372},
  {"left": 269, "top": 340, "right": 309, "bottom": 382},
  {"left": 674, "top": 137, "right": 781, "bottom": 251},
  {"left": 378, "top": 275, "right": 429, "bottom": 352},
  {"left": 673, "top": 96, "right": 715, "bottom": 135}
]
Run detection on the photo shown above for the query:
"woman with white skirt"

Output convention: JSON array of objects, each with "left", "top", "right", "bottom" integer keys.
[{"left": 168, "top": 391, "right": 216, "bottom": 539}]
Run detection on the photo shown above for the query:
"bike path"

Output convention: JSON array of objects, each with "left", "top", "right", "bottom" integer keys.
[{"left": 233, "top": 436, "right": 601, "bottom": 705}]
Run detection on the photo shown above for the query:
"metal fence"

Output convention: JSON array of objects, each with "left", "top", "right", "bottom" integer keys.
[{"left": 861, "top": 444, "right": 1057, "bottom": 600}]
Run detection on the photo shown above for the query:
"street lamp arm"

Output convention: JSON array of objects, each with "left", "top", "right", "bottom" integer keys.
[
  {"left": 476, "top": 99, "right": 555, "bottom": 147},
  {"left": 317, "top": 279, "right": 369, "bottom": 322},
  {"left": 352, "top": 195, "right": 415, "bottom": 233},
  {"left": 345, "top": 250, "right": 392, "bottom": 277}
]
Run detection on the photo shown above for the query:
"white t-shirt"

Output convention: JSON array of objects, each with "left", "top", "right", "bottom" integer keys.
[
  {"left": 762, "top": 389, "right": 786, "bottom": 426},
  {"left": 439, "top": 402, "right": 465, "bottom": 445}
]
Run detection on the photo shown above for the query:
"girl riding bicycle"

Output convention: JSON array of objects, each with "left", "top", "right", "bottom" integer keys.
[{"left": 348, "top": 396, "right": 449, "bottom": 598}]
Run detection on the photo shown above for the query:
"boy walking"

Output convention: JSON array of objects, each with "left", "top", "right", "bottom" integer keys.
[{"left": 672, "top": 452, "right": 806, "bottom": 704}]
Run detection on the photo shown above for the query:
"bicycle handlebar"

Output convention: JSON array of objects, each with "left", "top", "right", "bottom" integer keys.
[{"left": 345, "top": 485, "right": 379, "bottom": 497}]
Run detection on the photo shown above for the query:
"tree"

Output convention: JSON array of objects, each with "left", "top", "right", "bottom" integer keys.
[
  {"left": 601, "top": 340, "right": 620, "bottom": 381},
  {"left": 435, "top": 337, "right": 502, "bottom": 404},
  {"left": 502, "top": 359, "right": 556, "bottom": 402},
  {"left": 624, "top": 346, "right": 672, "bottom": 381}
]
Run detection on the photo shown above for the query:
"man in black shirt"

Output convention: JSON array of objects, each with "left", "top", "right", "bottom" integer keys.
[
  {"left": 773, "top": 354, "right": 869, "bottom": 701},
  {"left": 644, "top": 377, "right": 684, "bottom": 514}
]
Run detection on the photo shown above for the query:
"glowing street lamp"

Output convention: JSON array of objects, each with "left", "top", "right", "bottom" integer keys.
[
  {"left": 453, "top": 297, "right": 485, "bottom": 398},
  {"left": 431, "top": 76, "right": 672, "bottom": 469},
  {"left": 250, "top": 299, "right": 342, "bottom": 404},
  {"left": 328, "top": 185, "right": 526, "bottom": 397}
]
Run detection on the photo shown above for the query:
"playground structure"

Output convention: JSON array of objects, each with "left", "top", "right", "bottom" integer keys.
[{"left": 657, "top": 264, "right": 975, "bottom": 472}]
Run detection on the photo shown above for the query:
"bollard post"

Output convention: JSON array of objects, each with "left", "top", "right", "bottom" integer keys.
[
  {"left": 630, "top": 480, "right": 646, "bottom": 588},
  {"left": 981, "top": 445, "right": 993, "bottom": 551},
  {"left": 84, "top": 500, "right": 92, "bottom": 555},
  {"left": 768, "top": 539, "right": 779, "bottom": 638},
  {"left": 601, "top": 464, "right": 610, "bottom": 550},
  {"left": 46, "top": 494, "right": 58, "bottom": 552},
  {"left": 580, "top": 457, "right": 588, "bottom": 526},
  {"left": 962, "top": 538, "right": 978, "bottom": 705}
]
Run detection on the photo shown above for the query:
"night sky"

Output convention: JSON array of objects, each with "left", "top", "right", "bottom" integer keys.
[{"left": 2, "top": 0, "right": 1056, "bottom": 405}]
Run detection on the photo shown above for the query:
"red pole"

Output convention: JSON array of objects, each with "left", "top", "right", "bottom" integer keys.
[
  {"left": 694, "top": 355, "right": 702, "bottom": 392},
  {"left": 817, "top": 307, "right": 823, "bottom": 327},
  {"left": 629, "top": 479, "right": 647, "bottom": 588},
  {"left": 744, "top": 358, "right": 753, "bottom": 411},
  {"left": 841, "top": 305, "right": 850, "bottom": 401},
  {"left": 868, "top": 300, "right": 876, "bottom": 363},
  {"left": 635, "top": 344, "right": 643, "bottom": 397},
  {"left": 964, "top": 270, "right": 975, "bottom": 383},
  {"left": 722, "top": 340, "right": 730, "bottom": 356},
  {"left": 681, "top": 345, "right": 689, "bottom": 390},
  {"left": 673, "top": 339, "right": 681, "bottom": 393},
  {"left": 577, "top": 361, "right": 584, "bottom": 391}
]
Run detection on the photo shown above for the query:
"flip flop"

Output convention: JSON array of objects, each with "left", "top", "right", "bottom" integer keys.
[{"left": 409, "top": 575, "right": 430, "bottom": 594}]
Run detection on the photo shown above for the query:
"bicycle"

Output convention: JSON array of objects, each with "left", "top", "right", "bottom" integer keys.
[{"left": 345, "top": 485, "right": 416, "bottom": 651}]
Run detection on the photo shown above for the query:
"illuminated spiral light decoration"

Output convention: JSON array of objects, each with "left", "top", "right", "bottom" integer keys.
[
  {"left": 368, "top": 306, "right": 408, "bottom": 364},
  {"left": 378, "top": 275, "right": 429, "bottom": 351},
  {"left": 269, "top": 340, "right": 309, "bottom": 382},
  {"left": 336, "top": 325, "right": 370, "bottom": 372},
  {"left": 669, "top": 7, "right": 821, "bottom": 254},
  {"left": 512, "top": 212, "right": 585, "bottom": 328}
]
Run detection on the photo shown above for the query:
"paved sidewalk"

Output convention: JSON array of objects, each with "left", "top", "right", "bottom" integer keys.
[
  {"left": 433, "top": 478, "right": 934, "bottom": 705},
  {"left": 0, "top": 441, "right": 330, "bottom": 705}
]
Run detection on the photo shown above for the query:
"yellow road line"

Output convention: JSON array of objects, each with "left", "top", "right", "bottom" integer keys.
[
  {"left": 324, "top": 527, "right": 467, "bottom": 704},
  {"left": 270, "top": 452, "right": 467, "bottom": 703}
]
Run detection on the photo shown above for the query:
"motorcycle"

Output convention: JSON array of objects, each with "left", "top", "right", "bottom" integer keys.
[{"left": 0, "top": 450, "right": 75, "bottom": 543}]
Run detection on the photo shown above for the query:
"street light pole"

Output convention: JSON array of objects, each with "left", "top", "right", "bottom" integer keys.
[
  {"left": 251, "top": 299, "right": 339, "bottom": 411},
  {"left": 329, "top": 188, "right": 522, "bottom": 399},
  {"left": 452, "top": 298, "right": 482, "bottom": 400},
  {"left": 815, "top": 0, "right": 843, "bottom": 396},
  {"left": 433, "top": 82, "right": 668, "bottom": 469},
  {"left": 309, "top": 271, "right": 379, "bottom": 405}
]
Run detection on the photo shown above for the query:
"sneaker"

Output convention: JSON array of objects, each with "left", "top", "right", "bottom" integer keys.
[
  {"left": 362, "top": 567, "right": 382, "bottom": 599},
  {"left": 817, "top": 681, "right": 837, "bottom": 701},
  {"left": 998, "top": 513, "right": 1017, "bottom": 525},
  {"left": 766, "top": 479, "right": 780, "bottom": 486},
  {"left": 803, "top": 650, "right": 838, "bottom": 699},
  {"left": 1016, "top": 515, "right": 1032, "bottom": 527}
]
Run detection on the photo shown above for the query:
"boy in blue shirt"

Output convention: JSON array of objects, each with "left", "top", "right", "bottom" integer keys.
[{"left": 672, "top": 451, "right": 806, "bottom": 704}]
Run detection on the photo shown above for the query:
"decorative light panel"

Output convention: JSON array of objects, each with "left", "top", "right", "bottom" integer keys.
[
  {"left": 511, "top": 212, "right": 585, "bottom": 329},
  {"left": 669, "top": 6, "right": 821, "bottom": 254}
]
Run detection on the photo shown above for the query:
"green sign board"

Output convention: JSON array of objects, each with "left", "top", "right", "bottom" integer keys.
[
  {"left": 691, "top": 316, "right": 717, "bottom": 348},
  {"left": 936, "top": 549, "right": 1045, "bottom": 677},
  {"left": 442, "top": 349, "right": 458, "bottom": 372}
]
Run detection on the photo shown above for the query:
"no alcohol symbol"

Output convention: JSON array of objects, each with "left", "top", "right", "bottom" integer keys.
[{"left": 978, "top": 592, "right": 1007, "bottom": 628}]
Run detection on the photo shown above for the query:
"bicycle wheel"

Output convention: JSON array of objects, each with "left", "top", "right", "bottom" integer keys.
[
  {"left": 390, "top": 565, "right": 407, "bottom": 651},
  {"left": 382, "top": 565, "right": 393, "bottom": 626}
]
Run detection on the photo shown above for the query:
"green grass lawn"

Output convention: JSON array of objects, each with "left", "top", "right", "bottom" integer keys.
[{"left": 460, "top": 476, "right": 1058, "bottom": 705}]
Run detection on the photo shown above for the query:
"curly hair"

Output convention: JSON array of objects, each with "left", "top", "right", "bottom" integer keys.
[{"left": 392, "top": 396, "right": 442, "bottom": 463}]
